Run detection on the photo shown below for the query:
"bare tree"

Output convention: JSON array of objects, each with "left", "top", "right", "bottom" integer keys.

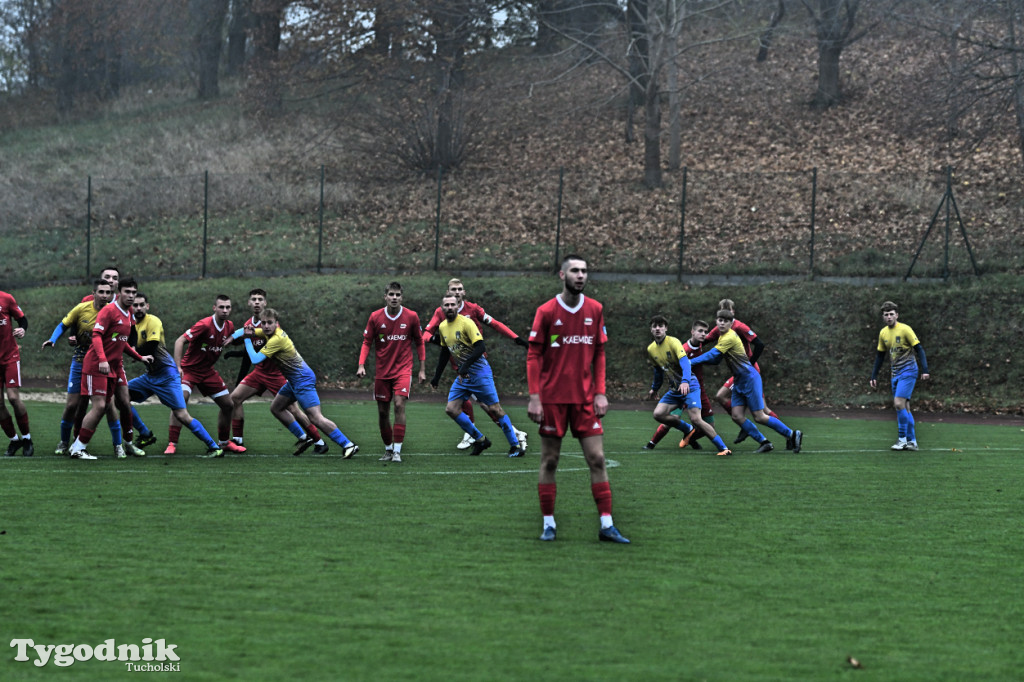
[{"left": 190, "top": 0, "right": 230, "bottom": 99}]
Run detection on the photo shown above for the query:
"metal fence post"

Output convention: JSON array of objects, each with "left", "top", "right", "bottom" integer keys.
[
  {"left": 944, "top": 166, "right": 952, "bottom": 281},
  {"left": 318, "top": 164, "right": 325, "bottom": 274},
  {"left": 86, "top": 175, "right": 92, "bottom": 281},
  {"left": 554, "top": 167, "right": 564, "bottom": 271},
  {"left": 808, "top": 167, "right": 817, "bottom": 280},
  {"left": 677, "top": 166, "right": 687, "bottom": 282},
  {"left": 434, "top": 165, "right": 443, "bottom": 271},
  {"left": 201, "top": 170, "right": 209, "bottom": 278}
]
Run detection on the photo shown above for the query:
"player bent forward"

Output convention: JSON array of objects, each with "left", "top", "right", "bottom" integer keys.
[
  {"left": 527, "top": 255, "right": 629, "bottom": 543},
  {"left": 236, "top": 308, "right": 359, "bottom": 458},
  {"left": 430, "top": 293, "right": 525, "bottom": 458}
]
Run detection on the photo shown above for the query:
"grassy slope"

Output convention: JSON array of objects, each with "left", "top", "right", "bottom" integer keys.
[{"left": 13, "top": 272, "right": 1024, "bottom": 413}]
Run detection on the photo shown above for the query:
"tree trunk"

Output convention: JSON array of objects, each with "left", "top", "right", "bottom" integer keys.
[
  {"left": 667, "top": 48, "right": 681, "bottom": 170},
  {"left": 643, "top": 77, "right": 662, "bottom": 188},
  {"left": 191, "top": 0, "right": 230, "bottom": 100},
  {"left": 226, "top": 0, "right": 251, "bottom": 76},
  {"left": 813, "top": 41, "right": 842, "bottom": 109}
]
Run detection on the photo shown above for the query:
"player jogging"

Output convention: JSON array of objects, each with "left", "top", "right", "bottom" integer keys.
[
  {"left": 430, "top": 293, "right": 525, "bottom": 458},
  {"left": 870, "top": 300, "right": 930, "bottom": 451},
  {"left": 527, "top": 255, "right": 629, "bottom": 543},
  {"left": 357, "top": 282, "right": 427, "bottom": 463}
]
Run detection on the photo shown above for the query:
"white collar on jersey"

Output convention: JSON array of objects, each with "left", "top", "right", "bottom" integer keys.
[
  {"left": 555, "top": 293, "right": 586, "bottom": 314},
  {"left": 385, "top": 306, "right": 404, "bottom": 321}
]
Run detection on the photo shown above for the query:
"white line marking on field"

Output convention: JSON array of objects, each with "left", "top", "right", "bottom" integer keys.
[{"left": 0, "top": 454, "right": 620, "bottom": 476}]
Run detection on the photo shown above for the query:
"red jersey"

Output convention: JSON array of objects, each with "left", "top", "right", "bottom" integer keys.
[
  {"left": 359, "top": 306, "right": 425, "bottom": 379},
  {"left": 527, "top": 294, "right": 607, "bottom": 404},
  {"left": 0, "top": 291, "right": 26, "bottom": 363},
  {"left": 180, "top": 316, "right": 235, "bottom": 372},
  {"left": 683, "top": 338, "right": 706, "bottom": 388},
  {"left": 424, "top": 300, "right": 518, "bottom": 342},
  {"left": 705, "top": 319, "right": 757, "bottom": 357},
  {"left": 83, "top": 301, "right": 138, "bottom": 375}
]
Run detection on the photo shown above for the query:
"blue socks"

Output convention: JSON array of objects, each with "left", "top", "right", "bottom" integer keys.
[
  {"left": 187, "top": 419, "right": 217, "bottom": 449},
  {"left": 453, "top": 412, "right": 484, "bottom": 440}
]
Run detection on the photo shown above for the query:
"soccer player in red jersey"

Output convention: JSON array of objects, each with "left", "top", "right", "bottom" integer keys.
[
  {"left": 423, "top": 278, "right": 528, "bottom": 451},
  {"left": 701, "top": 298, "right": 775, "bottom": 451},
  {"left": 527, "top": 255, "right": 629, "bottom": 544},
  {"left": 80, "top": 266, "right": 119, "bottom": 303},
  {"left": 357, "top": 282, "right": 426, "bottom": 463},
  {"left": 68, "top": 278, "right": 153, "bottom": 459},
  {"left": 228, "top": 288, "right": 326, "bottom": 455},
  {"left": 167, "top": 295, "right": 240, "bottom": 455},
  {"left": 0, "top": 290, "right": 33, "bottom": 457}
]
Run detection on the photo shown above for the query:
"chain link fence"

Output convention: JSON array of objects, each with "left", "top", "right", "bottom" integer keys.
[{"left": 2, "top": 165, "right": 1020, "bottom": 287}]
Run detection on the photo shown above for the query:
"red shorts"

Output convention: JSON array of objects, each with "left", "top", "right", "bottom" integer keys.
[
  {"left": 0, "top": 359, "right": 21, "bottom": 389},
  {"left": 240, "top": 365, "right": 287, "bottom": 396},
  {"left": 538, "top": 402, "right": 603, "bottom": 439},
  {"left": 374, "top": 374, "right": 412, "bottom": 402},
  {"left": 81, "top": 372, "right": 116, "bottom": 397},
  {"left": 181, "top": 366, "right": 229, "bottom": 398}
]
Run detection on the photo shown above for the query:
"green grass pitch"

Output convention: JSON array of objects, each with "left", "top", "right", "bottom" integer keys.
[{"left": 3, "top": 399, "right": 1022, "bottom": 681}]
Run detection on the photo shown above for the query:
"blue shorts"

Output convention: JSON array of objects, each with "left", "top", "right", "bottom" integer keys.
[
  {"left": 731, "top": 372, "right": 766, "bottom": 412},
  {"left": 658, "top": 387, "right": 701, "bottom": 411},
  {"left": 66, "top": 358, "right": 83, "bottom": 394},
  {"left": 447, "top": 373, "right": 500, "bottom": 406},
  {"left": 278, "top": 369, "right": 320, "bottom": 411},
  {"left": 129, "top": 370, "right": 187, "bottom": 411},
  {"left": 892, "top": 373, "right": 917, "bottom": 400}
]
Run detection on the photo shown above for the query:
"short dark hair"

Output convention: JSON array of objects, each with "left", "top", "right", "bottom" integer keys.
[
  {"left": 441, "top": 292, "right": 458, "bottom": 303},
  {"left": 99, "top": 266, "right": 119, "bottom": 276},
  {"left": 215, "top": 294, "right": 231, "bottom": 304},
  {"left": 248, "top": 288, "right": 267, "bottom": 299},
  {"left": 560, "top": 253, "right": 585, "bottom": 271},
  {"left": 649, "top": 314, "right": 668, "bottom": 327},
  {"left": 92, "top": 278, "right": 109, "bottom": 291},
  {"left": 692, "top": 319, "right": 709, "bottom": 331},
  {"left": 386, "top": 281, "right": 403, "bottom": 294},
  {"left": 134, "top": 291, "right": 148, "bottom": 303},
  {"left": 716, "top": 309, "right": 735, "bottom": 321},
  {"left": 880, "top": 301, "right": 898, "bottom": 313},
  {"left": 118, "top": 277, "right": 138, "bottom": 291}
]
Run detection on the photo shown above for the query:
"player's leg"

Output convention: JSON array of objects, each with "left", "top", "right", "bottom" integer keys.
[
  {"left": 653, "top": 395, "right": 695, "bottom": 443},
  {"left": 455, "top": 398, "right": 478, "bottom": 449},
  {"left": 537, "top": 426, "right": 562, "bottom": 541},
  {"left": 892, "top": 374, "right": 917, "bottom": 450},
  {"left": 730, "top": 396, "right": 774, "bottom": 453},
  {"left": 211, "top": 390, "right": 243, "bottom": 452},
  {"left": 114, "top": 380, "right": 143, "bottom": 456},
  {"left": 70, "top": 376, "right": 112, "bottom": 458},
  {"left": 475, "top": 379, "right": 522, "bottom": 456},
  {"left": 166, "top": 382, "right": 192, "bottom": 454},
  {"left": 1, "top": 362, "right": 31, "bottom": 456},
  {"left": 228, "top": 382, "right": 259, "bottom": 446},
  {"left": 573, "top": 404, "right": 628, "bottom": 544},
  {"left": 688, "top": 406, "right": 729, "bottom": 455},
  {"left": 171, "top": 408, "right": 222, "bottom": 456},
  {"left": 445, "top": 380, "right": 486, "bottom": 448}
]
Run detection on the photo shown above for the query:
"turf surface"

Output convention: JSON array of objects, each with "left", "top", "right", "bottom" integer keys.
[{"left": 3, "top": 399, "right": 1022, "bottom": 680}]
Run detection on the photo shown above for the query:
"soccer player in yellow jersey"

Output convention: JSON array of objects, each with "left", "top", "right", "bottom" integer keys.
[
  {"left": 645, "top": 315, "right": 731, "bottom": 456},
  {"left": 691, "top": 310, "right": 803, "bottom": 453},
  {"left": 42, "top": 279, "right": 118, "bottom": 456},
  {"left": 869, "top": 301, "right": 930, "bottom": 451},
  {"left": 430, "top": 293, "right": 525, "bottom": 457},
  {"left": 235, "top": 308, "right": 359, "bottom": 458}
]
